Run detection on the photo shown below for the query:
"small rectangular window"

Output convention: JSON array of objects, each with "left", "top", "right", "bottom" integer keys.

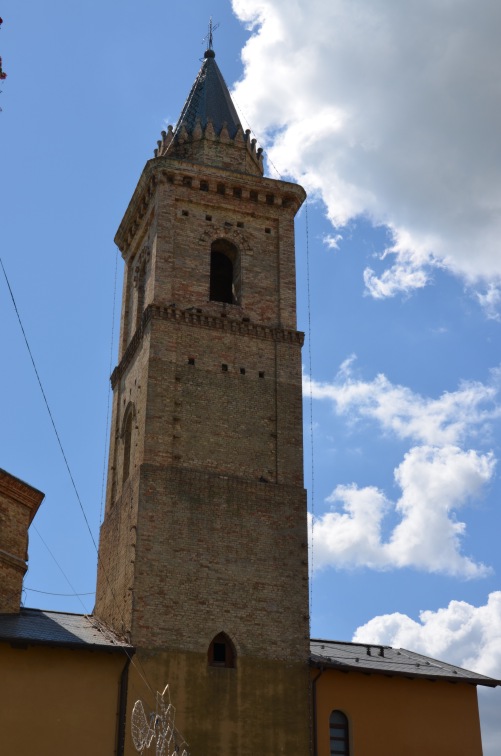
[
  {"left": 222, "top": 364, "right": 228, "bottom": 372},
  {"left": 265, "top": 227, "right": 271, "bottom": 234},
  {"left": 266, "top": 193, "right": 275, "bottom": 205},
  {"left": 237, "top": 222, "right": 244, "bottom": 228},
  {"left": 217, "top": 183, "right": 226, "bottom": 195},
  {"left": 240, "top": 367, "right": 246, "bottom": 375},
  {"left": 182, "top": 176, "right": 192, "bottom": 187},
  {"left": 206, "top": 214, "right": 212, "bottom": 221},
  {"left": 259, "top": 371, "right": 265, "bottom": 379},
  {"left": 233, "top": 187, "right": 242, "bottom": 198},
  {"left": 182, "top": 210, "right": 189, "bottom": 217},
  {"left": 200, "top": 180, "right": 209, "bottom": 191},
  {"left": 250, "top": 190, "right": 258, "bottom": 202},
  {"left": 187, "top": 358, "right": 195, "bottom": 366}
]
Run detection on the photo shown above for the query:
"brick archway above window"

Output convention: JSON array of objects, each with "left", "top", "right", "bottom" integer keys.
[{"left": 199, "top": 226, "right": 251, "bottom": 253}]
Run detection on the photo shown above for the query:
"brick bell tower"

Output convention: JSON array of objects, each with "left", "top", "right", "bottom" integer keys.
[{"left": 95, "top": 44, "right": 310, "bottom": 755}]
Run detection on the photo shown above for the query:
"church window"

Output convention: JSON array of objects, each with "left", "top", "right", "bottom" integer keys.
[
  {"left": 329, "top": 710, "right": 349, "bottom": 755},
  {"left": 135, "top": 262, "right": 146, "bottom": 332},
  {"left": 208, "top": 633, "right": 236, "bottom": 668},
  {"left": 209, "top": 239, "right": 241, "bottom": 305},
  {"left": 122, "top": 409, "right": 134, "bottom": 483}
]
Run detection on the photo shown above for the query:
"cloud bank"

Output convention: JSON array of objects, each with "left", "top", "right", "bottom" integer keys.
[
  {"left": 232, "top": 0, "right": 501, "bottom": 302},
  {"left": 305, "top": 361, "right": 498, "bottom": 577}
]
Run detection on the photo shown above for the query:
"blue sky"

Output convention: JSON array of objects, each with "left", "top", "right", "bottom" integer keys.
[{"left": 2, "top": 1, "right": 501, "bottom": 751}]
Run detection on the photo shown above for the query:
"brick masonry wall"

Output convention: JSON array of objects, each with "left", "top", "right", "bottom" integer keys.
[
  {"left": 95, "top": 146, "right": 311, "bottom": 752},
  {"left": 0, "top": 471, "right": 43, "bottom": 613}
]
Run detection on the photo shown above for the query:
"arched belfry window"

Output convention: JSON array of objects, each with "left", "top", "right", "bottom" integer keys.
[
  {"left": 209, "top": 239, "right": 241, "bottom": 305},
  {"left": 122, "top": 404, "right": 135, "bottom": 484},
  {"left": 208, "top": 632, "right": 236, "bottom": 668},
  {"left": 329, "top": 710, "right": 350, "bottom": 756}
]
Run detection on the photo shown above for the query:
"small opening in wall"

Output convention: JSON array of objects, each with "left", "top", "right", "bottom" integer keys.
[
  {"left": 187, "top": 358, "right": 195, "bottom": 366},
  {"left": 182, "top": 176, "right": 192, "bottom": 187},
  {"left": 265, "top": 227, "right": 271, "bottom": 234},
  {"left": 240, "top": 367, "right": 246, "bottom": 375},
  {"left": 222, "top": 364, "right": 228, "bottom": 372},
  {"left": 237, "top": 222, "right": 244, "bottom": 228},
  {"left": 182, "top": 210, "right": 189, "bottom": 217},
  {"left": 166, "top": 173, "right": 175, "bottom": 184},
  {"left": 217, "top": 183, "right": 226, "bottom": 195},
  {"left": 250, "top": 190, "right": 258, "bottom": 202},
  {"left": 259, "top": 371, "right": 265, "bottom": 378},
  {"left": 233, "top": 187, "right": 242, "bottom": 199},
  {"left": 200, "top": 180, "right": 209, "bottom": 192},
  {"left": 206, "top": 214, "right": 212, "bottom": 221},
  {"left": 266, "top": 193, "right": 275, "bottom": 205},
  {"left": 208, "top": 632, "right": 236, "bottom": 668}
]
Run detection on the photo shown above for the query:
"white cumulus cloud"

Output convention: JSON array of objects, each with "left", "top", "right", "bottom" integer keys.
[
  {"left": 312, "top": 445, "right": 494, "bottom": 578},
  {"left": 306, "top": 362, "right": 498, "bottom": 576},
  {"left": 304, "top": 364, "right": 501, "bottom": 447},
  {"left": 232, "top": 0, "right": 501, "bottom": 305}
]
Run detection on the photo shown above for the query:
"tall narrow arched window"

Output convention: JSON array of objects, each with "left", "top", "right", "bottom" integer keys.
[
  {"left": 135, "top": 261, "right": 146, "bottom": 332},
  {"left": 329, "top": 710, "right": 349, "bottom": 755},
  {"left": 122, "top": 410, "right": 133, "bottom": 484},
  {"left": 208, "top": 632, "right": 236, "bottom": 668},
  {"left": 209, "top": 239, "right": 240, "bottom": 305}
]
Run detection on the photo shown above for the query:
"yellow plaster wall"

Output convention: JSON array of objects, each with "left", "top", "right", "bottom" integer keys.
[
  {"left": 0, "top": 643, "right": 126, "bottom": 756},
  {"left": 124, "top": 649, "right": 311, "bottom": 756},
  {"left": 314, "top": 668, "right": 483, "bottom": 756}
]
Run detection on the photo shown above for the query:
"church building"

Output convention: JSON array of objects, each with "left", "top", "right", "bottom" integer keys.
[{"left": 0, "top": 43, "right": 497, "bottom": 756}]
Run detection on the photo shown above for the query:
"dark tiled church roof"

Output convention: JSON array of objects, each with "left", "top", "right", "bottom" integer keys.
[
  {"left": 310, "top": 639, "right": 500, "bottom": 687},
  {"left": 175, "top": 49, "right": 242, "bottom": 138},
  {"left": 0, "top": 608, "right": 131, "bottom": 651}
]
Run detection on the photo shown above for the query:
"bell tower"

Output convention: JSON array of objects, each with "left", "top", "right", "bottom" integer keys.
[{"left": 95, "top": 46, "right": 310, "bottom": 755}]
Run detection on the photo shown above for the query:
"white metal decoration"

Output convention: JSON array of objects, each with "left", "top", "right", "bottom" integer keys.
[{"left": 131, "top": 684, "right": 190, "bottom": 756}]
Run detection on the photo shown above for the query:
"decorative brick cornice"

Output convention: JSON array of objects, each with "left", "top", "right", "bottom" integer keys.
[
  {"left": 0, "top": 469, "right": 44, "bottom": 520},
  {"left": 111, "top": 304, "right": 304, "bottom": 389},
  {"left": 0, "top": 548, "right": 27, "bottom": 574}
]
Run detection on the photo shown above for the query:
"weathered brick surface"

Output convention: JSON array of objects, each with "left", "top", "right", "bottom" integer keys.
[
  {"left": 0, "top": 470, "right": 44, "bottom": 613},
  {"left": 95, "top": 139, "right": 310, "bottom": 753}
]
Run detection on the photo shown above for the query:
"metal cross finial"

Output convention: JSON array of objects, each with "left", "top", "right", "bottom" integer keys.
[{"left": 204, "top": 17, "right": 220, "bottom": 51}]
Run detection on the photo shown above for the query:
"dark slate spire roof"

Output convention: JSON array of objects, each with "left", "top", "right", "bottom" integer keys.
[{"left": 175, "top": 49, "right": 243, "bottom": 139}]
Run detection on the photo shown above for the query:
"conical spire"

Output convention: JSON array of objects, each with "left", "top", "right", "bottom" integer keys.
[
  {"left": 175, "top": 49, "right": 243, "bottom": 139},
  {"left": 154, "top": 47, "right": 263, "bottom": 175}
]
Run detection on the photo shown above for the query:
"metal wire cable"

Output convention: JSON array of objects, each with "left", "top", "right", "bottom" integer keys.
[{"left": 99, "top": 246, "right": 119, "bottom": 525}]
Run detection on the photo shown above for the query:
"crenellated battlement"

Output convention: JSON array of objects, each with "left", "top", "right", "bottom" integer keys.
[{"left": 153, "top": 118, "right": 264, "bottom": 176}]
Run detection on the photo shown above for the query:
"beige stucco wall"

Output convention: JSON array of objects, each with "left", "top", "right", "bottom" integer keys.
[
  {"left": 314, "top": 667, "right": 483, "bottom": 756},
  {"left": 0, "top": 642, "right": 126, "bottom": 756}
]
